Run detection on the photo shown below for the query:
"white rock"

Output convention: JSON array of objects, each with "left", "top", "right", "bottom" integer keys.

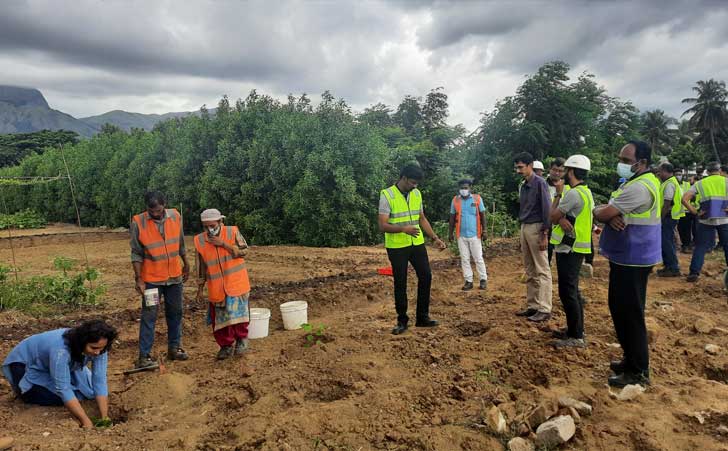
[
  {"left": 705, "top": 344, "right": 721, "bottom": 355},
  {"left": 717, "top": 425, "right": 728, "bottom": 435},
  {"left": 535, "top": 415, "right": 576, "bottom": 447},
  {"left": 485, "top": 405, "right": 507, "bottom": 434},
  {"left": 508, "top": 437, "right": 535, "bottom": 451},
  {"left": 558, "top": 396, "right": 593, "bottom": 416},
  {"left": 609, "top": 384, "right": 645, "bottom": 401},
  {"left": 42, "top": 431, "right": 51, "bottom": 437}
]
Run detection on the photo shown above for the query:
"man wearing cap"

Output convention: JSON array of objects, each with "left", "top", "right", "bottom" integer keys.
[
  {"left": 194, "top": 209, "right": 252, "bottom": 360},
  {"left": 533, "top": 161, "right": 545, "bottom": 178},
  {"left": 130, "top": 191, "right": 190, "bottom": 369},
  {"left": 549, "top": 155, "right": 593, "bottom": 348},
  {"left": 448, "top": 178, "right": 488, "bottom": 291}
]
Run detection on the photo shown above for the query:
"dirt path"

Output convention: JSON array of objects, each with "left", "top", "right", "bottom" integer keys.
[{"left": 1, "top": 231, "right": 728, "bottom": 450}]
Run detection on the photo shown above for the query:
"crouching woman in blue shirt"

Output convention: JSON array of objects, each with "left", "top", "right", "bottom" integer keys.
[{"left": 2, "top": 320, "right": 118, "bottom": 428}]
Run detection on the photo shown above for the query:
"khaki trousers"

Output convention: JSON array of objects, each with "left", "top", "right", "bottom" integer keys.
[{"left": 520, "top": 222, "right": 552, "bottom": 313}]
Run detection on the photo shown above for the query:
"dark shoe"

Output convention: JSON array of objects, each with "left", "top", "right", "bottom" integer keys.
[
  {"left": 552, "top": 328, "right": 568, "bottom": 339},
  {"left": 552, "top": 338, "right": 586, "bottom": 348},
  {"left": 462, "top": 281, "right": 473, "bottom": 291},
  {"left": 527, "top": 311, "right": 551, "bottom": 322},
  {"left": 516, "top": 308, "right": 538, "bottom": 317},
  {"left": 415, "top": 318, "right": 439, "bottom": 327},
  {"left": 234, "top": 339, "right": 249, "bottom": 356},
  {"left": 168, "top": 347, "right": 189, "bottom": 361},
  {"left": 391, "top": 323, "right": 408, "bottom": 335},
  {"left": 608, "top": 371, "right": 650, "bottom": 388},
  {"left": 686, "top": 273, "right": 700, "bottom": 283},
  {"left": 216, "top": 346, "right": 233, "bottom": 360},
  {"left": 135, "top": 355, "right": 158, "bottom": 370},
  {"left": 479, "top": 279, "right": 487, "bottom": 290},
  {"left": 610, "top": 360, "right": 627, "bottom": 374},
  {"left": 657, "top": 268, "right": 681, "bottom": 277},
  {"left": 681, "top": 246, "right": 690, "bottom": 254}
]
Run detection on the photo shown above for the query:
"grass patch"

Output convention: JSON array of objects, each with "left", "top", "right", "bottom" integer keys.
[{"left": 0, "top": 209, "right": 46, "bottom": 230}]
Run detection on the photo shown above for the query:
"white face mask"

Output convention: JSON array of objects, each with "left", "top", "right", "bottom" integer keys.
[
  {"left": 676, "top": 175, "right": 683, "bottom": 182},
  {"left": 207, "top": 225, "right": 221, "bottom": 236},
  {"left": 459, "top": 189, "right": 470, "bottom": 197},
  {"left": 617, "top": 162, "right": 636, "bottom": 179}
]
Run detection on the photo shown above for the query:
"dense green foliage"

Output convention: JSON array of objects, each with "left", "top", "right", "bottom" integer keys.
[
  {"left": 1, "top": 61, "right": 726, "bottom": 246},
  {"left": 0, "top": 130, "right": 79, "bottom": 167},
  {"left": 0, "top": 209, "right": 46, "bottom": 230}
]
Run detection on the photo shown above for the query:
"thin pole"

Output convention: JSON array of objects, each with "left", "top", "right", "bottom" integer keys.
[
  {"left": 59, "top": 145, "right": 93, "bottom": 288},
  {"left": 0, "top": 190, "right": 19, "bottom": 283},
  {"left": 491, "top": 202, "right": 495, "bottom": 239}
]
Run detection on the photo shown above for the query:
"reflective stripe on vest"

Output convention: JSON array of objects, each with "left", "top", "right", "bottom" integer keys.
[
  {"left": 549, "top": 184, "right": 593, "bottom": 254},
  {"left": 382, "top": 185, "right": 425, "bottom": 249},
  {"left": 599, "top": 172, "right": 662, "bottom": 266},
  {"left": 660, "top": 176, "right": 685, "bottom": 220},
  {"left": 132, "top": 209, "right": 183, "bottom": 283},
  {"left": 194, "top": 225, "right": 250, "bottom": 302},
  {"left": 453, "top": 194, "right": 481, "bottom": 239},
  {"left": 550, "top": 184, "right": 570, "bottom": 235},
  {"left": 696, "top": 175, "right": 728, "bottom": 219}
]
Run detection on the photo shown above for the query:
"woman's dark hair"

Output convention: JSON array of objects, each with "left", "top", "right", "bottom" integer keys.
[
  {"left": 144, "top": 190, "right": 167, "bottom": 208},
  {"left": 63, "top": 320, "right": 118, "bottom": 363},
  {"left": 513, "top": 152, "right": 534, "bottom": 165}
]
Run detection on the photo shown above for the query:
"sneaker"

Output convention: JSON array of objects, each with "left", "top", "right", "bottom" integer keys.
[
  {"left": 391, "top": 323, "right": 408, "bottom": 335},
  {"left": 479, "top": 279, "right": 487, "bottom": 290},
  {"left": 462, "top": 281, "right": 473, "bottom": 291},
  {"left": 216, "top": 346, "right": 233, "bottom": 360},
  {"left": 686, "top": 273, "right": 700, "bottom": 283},
  {"left": 608, "top": 371, "right": 650, "bottom": 388},
  {"left": 656, "top": 268, "right": 681, "bottom": 277},
  {"left": 234, "top": 339, "right": 249, "bottom": 356},
  {"left": 516, "top": 308, "right": 538, "bottom": 317},
  {"left": 610, "top": 359, "right": 627, "bottom": 374},
  {"left": 580, "top": 263, "right": 594, "bottom": 278},
  {"left": 551, "top": 328, "right": 568, "bottom": 339},
  {"left": 168, "top": 348, "right": 189, "bottom": 361},
  {"left": 552, "top": 337, "right": 586, "bottom": 348},
  {"left": 527, "top": 311, "right": 551, "bottom": 322},
  {"left": 135, "top": 355, "right": 158, "bottom": 369},
  {"left": 415, "top": 318, "right": 439, "bottom": 327}
]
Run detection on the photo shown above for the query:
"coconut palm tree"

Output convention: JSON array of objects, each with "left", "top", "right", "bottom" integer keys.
[
  {"left": 641, "top": 109, "right": 676, "bottom": 155},
  {"left": 682, "top": 79, "right": 728, "bottom": 163}
]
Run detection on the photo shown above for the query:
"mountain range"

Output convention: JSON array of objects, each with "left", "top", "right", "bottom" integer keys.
[{"left": 0, "top": 85, "right": 206, "bottom": 137}]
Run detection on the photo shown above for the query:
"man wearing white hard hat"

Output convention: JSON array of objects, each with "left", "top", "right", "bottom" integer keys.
[
  {"left": 533, "top": 160, "right": 545, "bottom": 177},
  {"left": 548, "top": 155, "right": 594, "bottom": 348},
  {"left": 194, "top": 209, "right": 252, "bottom": 360}
]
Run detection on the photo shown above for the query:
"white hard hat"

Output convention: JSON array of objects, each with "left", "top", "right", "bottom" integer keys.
[
  {"left": 532, "top": 160, "right": 544, "bottom": 170},
  {"left": 564, "top": 154, "right": 591, "bottom": 171}
]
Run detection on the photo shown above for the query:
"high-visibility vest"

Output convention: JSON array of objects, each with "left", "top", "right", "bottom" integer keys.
[
  {"left": 194, "top": 225, "right": 250, "bottom": 303},
  {"left": 681, "top": 181, "right": 697, "bottom": 210},
  {"left": 549, "top": 184, "right": 593, "bottom": 254},
  {"left": 381, "top": 185, "right": 425, "bottom": 249},
  {"left": 695, "top": 174, "right": 728, "bottom": 219},
  {"left": 549, "top": 184, "right": 570, "bottom": 235},
  {"left": 132, "top": 209, "right": 183, "bottom": 283},
  {"left": 452, "top": 194, "right": 482, "bottom": 239},
  {"left": 599, "top": 172, "right": 662, "bottom": 266},
  {"left": 660, "top": 176, "right": 685, "bottom": 220}
]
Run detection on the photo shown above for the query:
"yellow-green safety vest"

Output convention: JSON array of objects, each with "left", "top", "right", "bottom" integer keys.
[
  {"left": 550, "top": 184, "right": 570, "bottom": 235},
  {"left": 550, "top": 184, "right": 594, "bottom": 254},
  {"left": 660, "top": 176, "right": 685, "bottom": 220},
  {"left": 695, "top": 174, "right": 728, "bottom": 219},
  {"left": 381, "top": 185, "right": 425, "bottom": 249}
]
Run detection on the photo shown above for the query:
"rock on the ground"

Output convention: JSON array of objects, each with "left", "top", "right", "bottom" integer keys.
[
  {"left": 718, "top": 425, "right": 728, "bottom": 435},
  {"left": 645, "top": 318, "right": 660, "bottom": 344},
  {"left": 610, "top": 384, "right": 646, "bottom": 401},
  {"left": 485, "top": 405, "right": 507, "bottom": 434},
  {"left": 705, "top": 344, "right": 721, "bottom": 355},
  {"left": 508, "top": 437, "right": 535, "bottom": 451},
  {"left": 527, "top": 400, "right": 558, "bottom": 428},
  {"left": 535, "top": 415, "right": 576, "bottom": 447},
  {"left": 558, "top": 396, "right": 593, "bottom": 416},
  {"left": 0, "top": 437, "right": 14, "bottom": 450},
  {"left": 695, "top": 319, "right": 714, "bottom": 334}
]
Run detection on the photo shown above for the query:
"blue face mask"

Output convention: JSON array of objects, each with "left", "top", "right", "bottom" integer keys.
[{"left": 617, "top": 162, "right": 635, "bottom": 179}]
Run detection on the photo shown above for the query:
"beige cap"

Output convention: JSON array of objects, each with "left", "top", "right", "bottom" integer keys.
[{"left": 200, "top": 208, "right": 225, "bottom": 222}]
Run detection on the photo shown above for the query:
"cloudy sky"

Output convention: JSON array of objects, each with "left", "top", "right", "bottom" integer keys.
[{"left": 2, "top": 0, "right": 727, "bottom": 130}]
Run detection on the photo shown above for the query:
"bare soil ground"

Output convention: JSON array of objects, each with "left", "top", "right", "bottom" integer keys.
[{"left": 1, "top": 228, "right": 728, "bottom": 450}]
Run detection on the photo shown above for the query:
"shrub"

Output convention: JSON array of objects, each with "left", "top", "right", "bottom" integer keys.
[{"left": 0, "top": 209, "right": 46, "bottom": 230}]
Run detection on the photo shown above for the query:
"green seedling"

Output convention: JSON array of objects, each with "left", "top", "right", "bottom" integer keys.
[
  {"left": 301, "top": 323, "right": 327, "bottom": 347},
  {"left": 91, "top": 417, "right": 112, "bottom": 428}
]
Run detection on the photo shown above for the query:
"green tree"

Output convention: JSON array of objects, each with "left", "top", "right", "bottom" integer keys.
[
  {"left": 682, "top": 79, "right": 728, "bottom": 163},
  {"left": 640, "top": 109, "right": 676, "bottom": 156}
]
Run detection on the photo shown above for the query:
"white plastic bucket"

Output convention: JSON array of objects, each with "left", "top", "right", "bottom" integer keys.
[
  {"left": 280, "top": 301, "right": 308, "bottom": 330},
  {"left": 248, "top": 308, "right": 271, "bottom": 339}
]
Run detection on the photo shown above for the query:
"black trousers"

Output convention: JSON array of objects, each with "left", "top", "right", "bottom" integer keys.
[
  {"left": 386, "top": 244, "right": 432, "bottom": 325},
  {"left": 608, "top": 262, "right": 651, "bottom": 374},
  {"left": 678, "top": 214, "right": 694, "bottom": 248},
  {"left": 556, "top": 252, "right": 585, "bottom": 339}
]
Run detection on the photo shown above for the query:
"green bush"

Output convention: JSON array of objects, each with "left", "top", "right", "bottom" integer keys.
[
  {"left": 0, "top": 258, "right": 105, "bottom": 314},
  {"left": 0, "top": 209, "right": 46, "bottom": 230}
]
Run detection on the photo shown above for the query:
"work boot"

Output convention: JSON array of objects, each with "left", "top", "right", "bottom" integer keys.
[
  {"left": 527, "top": 311, "right": 551, "bottom": 322},
  {"left": 135, "top": 355, "right": 158, "bottom": 369},
  {"left": 479, "top": 279, "right": 487, "bottom": 290},
  {"left": 608, "top": 371, "right": 650, "bottom": 388},
  {"left": 391, "top": 323, "right": 408, "bottom": 335},
  {"left": 216, "top": 346, "right": 233, "bottom": 360},
  {"left": 234, "top": 339, "right": 249, "bottom": 356},
  {"left": 610, "top": 359, "right": 627, "bottom": 374},
  {"left": 168, "top": 347, "right": 189, "bottom": 361},
  {"left": 580, "top": 263, "right": 594, "bottom": 278},
  {"left": 552, "top": 338, "right": 586, "bottom": 348},
  {"left": 516, "top": 308, "right": 538, "bottom": 317},
  {"left": 551, "top": 327, "right": 568, "bottom": 339},
  {"left": 656, "top": 268, "right": 681, "bottom": 277},
  {"left": 461, "top": 281, "right": 473, "bottom": 291},
  {"left": 415, "top": 318, "right": 439, "bottom": 327},
  {"left": 686, "top": 273, "right": 700, "bottom": 283}
]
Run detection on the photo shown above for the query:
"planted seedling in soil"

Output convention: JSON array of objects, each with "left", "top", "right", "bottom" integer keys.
[{"left": 301, "top": 323, "right": 334, "bottom": 347}]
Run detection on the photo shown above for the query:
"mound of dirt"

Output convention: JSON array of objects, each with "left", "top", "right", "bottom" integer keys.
[{"left": 120, "top": 372, "right": 194, "bottom": 412}]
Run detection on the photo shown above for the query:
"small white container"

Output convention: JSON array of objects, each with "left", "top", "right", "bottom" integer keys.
[
  {"left": 143, "top": 288, "right": 159, "bottom": 307},
  {"left": 279, "top": 301, "right": 308, "bottom": 330},
  {"left": 248, "top": 308, "right": 271, "bottom": 339}
]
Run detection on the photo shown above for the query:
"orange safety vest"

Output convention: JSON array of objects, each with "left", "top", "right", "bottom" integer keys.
[
  {"left": 194, "top": 225, "right": 250, "bottom": 303},
  {"left": 452, "top": 194, "right": 482, "bottom": 239},
  {"left": 132, "top": 209, "right": 183, "bottom": 283}
]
